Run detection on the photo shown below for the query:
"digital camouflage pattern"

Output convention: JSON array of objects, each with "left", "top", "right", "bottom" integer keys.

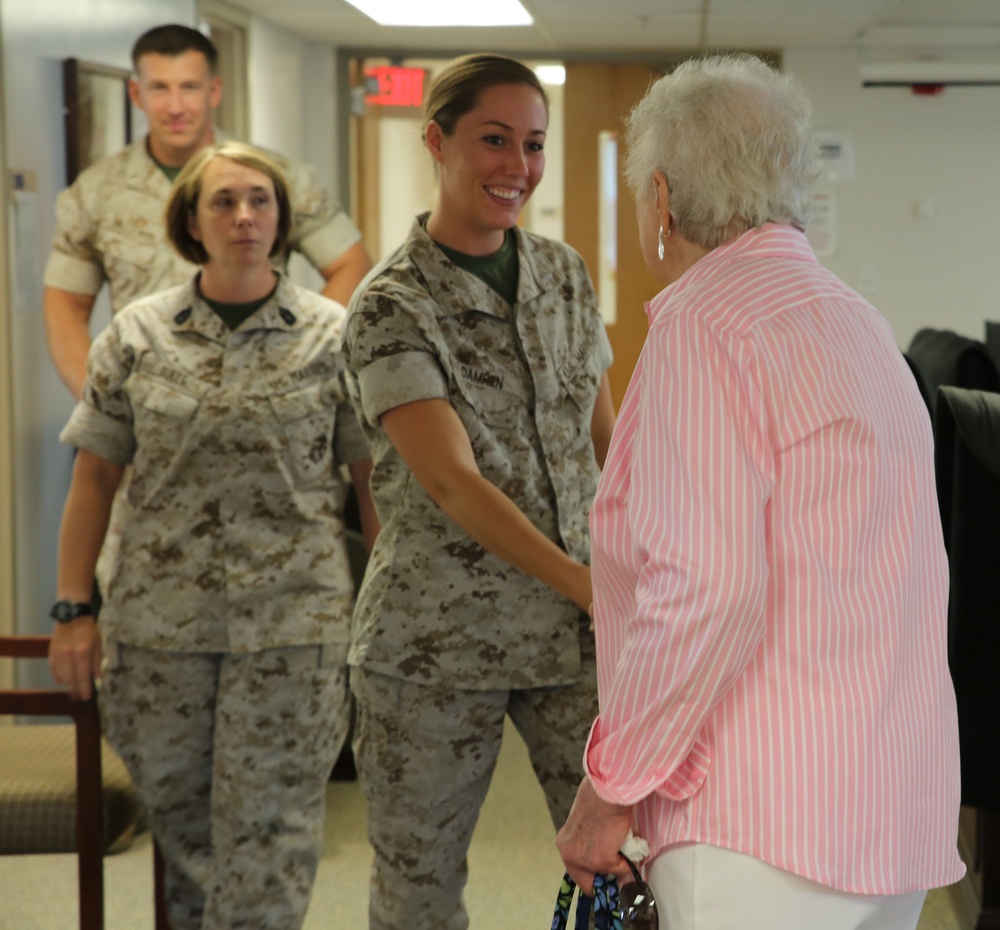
[
  {"left": 101, "top": 640, "right": 349, "bottom": 930},
  {"left": 351, "top": 635, "right": 598, "bottom": 930},
  {"left": 44, "top": 136, "right": 362, "bottom": 313},
  {"left": 343, "top": 216, "right": 613, "bottom": 690},
  {"left": 60, "top": 275, "right": 368, "bottom": 652}
]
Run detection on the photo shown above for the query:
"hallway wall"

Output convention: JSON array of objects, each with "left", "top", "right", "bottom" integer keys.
[
  {"left": 247, "top": 16, "right": 342, "bottom": 290},
  {"left": 1, "top": 0, "right": 194, "bottom": 668},
  {"left": 786, "top": 46, "right": 1000, "bottom": 349}
]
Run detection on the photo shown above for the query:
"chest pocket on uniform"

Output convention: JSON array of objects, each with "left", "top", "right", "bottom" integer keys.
[
  {"left": 268, "top": 381, "right": 338, "bottom": 491},
  {"left": 126, "top": 372, "right": 202, "bottom": 505},
  {"left": 442, "top": 312, "right": 524, "bottom": 432},
  {"left": 454, "top": 376, "right": 520, "bottom": 431},
  {"left": 131, "top": 376, "right": 200, "bottom": 419}
]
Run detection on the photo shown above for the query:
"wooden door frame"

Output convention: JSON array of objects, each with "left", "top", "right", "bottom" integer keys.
[{"left": 563, "top": 62, "right": 664, "bottom": 410}]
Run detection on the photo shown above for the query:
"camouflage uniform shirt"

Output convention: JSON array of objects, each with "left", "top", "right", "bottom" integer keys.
[
  {"left": 343, "top": 216, "right": 613, "bottom": 690},
  {"left": 44, "top": 135, "right": 362, "bottom": 313},
  {"left": 60, "top": 275, "right": 369, "bottom": 652}
]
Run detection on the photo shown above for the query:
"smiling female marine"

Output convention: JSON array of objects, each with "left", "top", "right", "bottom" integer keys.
[{"left": 342, "top": 53, "right": 616, "bottom": 930}]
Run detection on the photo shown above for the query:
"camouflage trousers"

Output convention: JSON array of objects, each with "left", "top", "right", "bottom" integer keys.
[
  {"left": 350, "top": 626, "right": 598, "bottom": 930},
  {"left": 100, "top": 640, "right": 350, "bottom": 930}
]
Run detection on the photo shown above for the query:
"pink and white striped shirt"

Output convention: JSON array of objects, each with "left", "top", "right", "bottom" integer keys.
[{"left": 585, "top": 224, "right": 964, "bottom": 894}]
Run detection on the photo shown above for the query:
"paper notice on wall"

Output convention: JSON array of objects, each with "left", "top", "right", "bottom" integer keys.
[
  {"left": 805, "top": 188, "right": 836, "bottom": 258},
  {"left": 815, "top": 132, "right": 855, "bottom": 183}
]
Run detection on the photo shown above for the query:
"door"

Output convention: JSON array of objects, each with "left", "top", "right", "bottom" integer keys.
[{"left": 564, "top": 63, "right": 663, "bottom": 409}]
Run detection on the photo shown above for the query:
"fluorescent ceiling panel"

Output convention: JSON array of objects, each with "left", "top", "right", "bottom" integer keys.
[{"left": 343, "top": 0, "right": 533, "bottom": 27}]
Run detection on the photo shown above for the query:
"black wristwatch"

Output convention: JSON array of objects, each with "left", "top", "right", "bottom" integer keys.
[{"left": 49, "top": 600, "right": 94, "bottom": 623}]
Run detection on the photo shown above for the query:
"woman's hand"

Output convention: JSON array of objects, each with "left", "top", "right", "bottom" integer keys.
[
  {"left": 557, "top": 776, "right": 635, "bottom": 895},
  {"left": 49, "top": 449, "right": 122, "bottom": 702},
  {"left": 49, "top": 448, "right": 122, "bottom": 702},
  {"left": 49, "top": 616, "right": 102, "bottom": 701}
]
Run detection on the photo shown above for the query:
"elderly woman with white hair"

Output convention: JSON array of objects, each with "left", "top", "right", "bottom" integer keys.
[{"left": 557, "top": 54, "right": 963, "bottom": 930}]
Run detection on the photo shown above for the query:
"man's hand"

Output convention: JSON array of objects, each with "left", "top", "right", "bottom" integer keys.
[
  {"left": 49, "top": 616, "right": 102, "bottom": 701},
  {"left": 557, "top": 776, "right": 635, "bottom": 895}
]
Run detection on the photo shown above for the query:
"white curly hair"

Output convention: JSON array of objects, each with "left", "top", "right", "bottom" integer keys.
[{"left": 624, "top": 54, "right": 821, "bottom": 250}]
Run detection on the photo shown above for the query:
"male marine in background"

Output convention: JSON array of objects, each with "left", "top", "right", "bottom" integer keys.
[{"left": 43, "top": 23, "right": 372, "bottom": 400}]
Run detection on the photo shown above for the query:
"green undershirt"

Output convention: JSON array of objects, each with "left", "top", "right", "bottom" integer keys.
[
  {"left": 200, "top": 279, "right": 278, "bottom": 331},
  {"left": 434, "top": 228, "right": 519, "bottom": 306},
  {"left": 153, "top": 158, "right": 183, "bottom": 185}
]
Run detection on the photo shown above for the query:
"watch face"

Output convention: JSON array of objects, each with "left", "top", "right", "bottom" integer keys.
[{"left": 50, "top": 601, "right": 91, "bottom": 623}]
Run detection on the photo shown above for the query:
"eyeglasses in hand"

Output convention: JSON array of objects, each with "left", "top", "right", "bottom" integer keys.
[{"left": 618, "top": 855, "right": 658, "bottom": 930}]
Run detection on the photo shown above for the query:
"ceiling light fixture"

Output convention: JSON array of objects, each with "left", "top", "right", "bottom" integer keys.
[{"left": 342, "top": 0, "right": 533, "bottom": 27}]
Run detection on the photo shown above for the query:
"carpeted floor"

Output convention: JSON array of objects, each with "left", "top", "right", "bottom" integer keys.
[{"left": 0, "top": 720, "right": 980, "bottom": 929}]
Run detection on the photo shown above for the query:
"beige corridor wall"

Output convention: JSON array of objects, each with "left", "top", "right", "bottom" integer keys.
[
  {"left": 1, "top": 0, "right": 193, "bottom": 685},
  {"left": 785, "top": 46, "right": 1000, "bottom": 348},
  {"left": 0, "top": 7, "right": 14, "bottom": 664}
]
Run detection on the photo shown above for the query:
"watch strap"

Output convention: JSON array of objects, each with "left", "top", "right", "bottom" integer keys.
[{"left": 50, "top": 600, "right": 95, "bottom": 623}]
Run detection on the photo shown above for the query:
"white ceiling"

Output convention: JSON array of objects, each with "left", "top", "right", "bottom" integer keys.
[{"left": 219, "top": 0, "right": 1000, "bottom": 57}]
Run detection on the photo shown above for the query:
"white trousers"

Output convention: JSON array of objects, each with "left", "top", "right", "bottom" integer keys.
[{"left": 646, "top": 844, "right": 927, "bottom": 930}]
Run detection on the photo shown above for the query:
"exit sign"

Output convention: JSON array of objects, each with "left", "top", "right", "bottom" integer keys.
[{"left": 364, "top": 66, "right": 427, "bottom": 109}]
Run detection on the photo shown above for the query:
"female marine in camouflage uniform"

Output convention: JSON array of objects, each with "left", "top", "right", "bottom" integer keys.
[
  {"left": 49, "top": 141, "right": 377, "bottom": 930},
  {"left": 343, "top": 54, "right": 616, "bottom": 930}
]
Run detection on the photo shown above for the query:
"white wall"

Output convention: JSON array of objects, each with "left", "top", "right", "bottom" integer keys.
[
  {"left": 247, "top": 18, "right": 339, "bottom": 289},
  {"left": 520, "top": 80, "right": 565, "bottom": 243},
  {"left": 1, "top": 0, "right": 194, "bottom": 671},
  {"left": 378, "top": 116, "right": 435, "bottom": 262},
  {"left": 248, "top": 18, "right": 306, "bottom": 160},
  {"left": 785, "top": 46, "right": 1000, "bottom": 349},
  {"left": 300, "top": 43, "right": 340, "bottom": 193}
]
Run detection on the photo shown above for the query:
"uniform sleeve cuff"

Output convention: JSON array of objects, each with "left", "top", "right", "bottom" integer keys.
[
  {"left": 60, "top": 403, "right": 133, "bottom": 464},
  {"left": 43, "top": 251, "right": 104, "bottom": 296},
  {"left": 598, "top": 324, "right": 614, "bottom": 371},
  {"left": 356, "top": 352, "right": 448, "bottom": 426},
  {"left": 584, "top": 715, "right": 712, "bottom": 805},
  {"left": 298, "top": 215, "right": 363, "bottom": 272}
]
